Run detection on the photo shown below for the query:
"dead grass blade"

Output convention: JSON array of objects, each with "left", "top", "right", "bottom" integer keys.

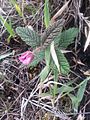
[
  {"left": 76, "top": 113, "right": 84, "bottom": 120},
  {"left": 84, "top": 28, "right": 90, "bottom": 51},
  {"left": 81, "top": 16, "right": 90, "bottom": 51},
  {"left": 0, "top": 7, "right": 6, "bottom": 15},
  {"left": 51, "top": 0, "right": 70, "bottom": 22}
]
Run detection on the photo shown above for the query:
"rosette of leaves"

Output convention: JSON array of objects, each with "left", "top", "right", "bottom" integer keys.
[{"left": 16, "top": 20, "right": 78, "bottom": 76}]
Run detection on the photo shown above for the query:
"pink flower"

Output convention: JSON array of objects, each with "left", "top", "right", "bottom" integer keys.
[{"left": 18, "top": 51, "right": 34, "bottom": 65}]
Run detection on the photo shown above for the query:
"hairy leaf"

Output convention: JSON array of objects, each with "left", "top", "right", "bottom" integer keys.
[
  {"left": 56, "top": 49, "right": 70, "bottom": 75},
  {"left": 16, "top": 27, "right": 41, "bottom": 48},
  {"left": 54, "top": 28, "right": 79, "bottom": 49},
  {"left": 42, "top": 19, "right": 65, "bottom": 48}
]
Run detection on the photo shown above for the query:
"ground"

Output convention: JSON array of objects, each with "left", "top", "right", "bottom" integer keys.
[{"left": 0, "top": 0, "right": 90, "bottom": 120}]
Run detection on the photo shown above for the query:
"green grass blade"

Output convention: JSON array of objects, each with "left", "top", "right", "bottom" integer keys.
[
  {"left": 68, "top": 79, "right": 88, "bottom": 112},
  {"left": 10, "top": 0, "right": 22, "bottom": 17},
  {"left": 77, "top": 79, "right": 88, "bottom": 103},
  {"left": 40, "top": 66, "right": 50, "bottom": 82},
  {"left": 44, "top": 0, "right": 50, "bottom": 28},
  {"left": 45, "top": 47, "right": 51, "bottom": 67},
  {"left": 0, "top": 15, "right": 15, "bottom": 37},
  {"left": 53, "top": 66, "right": 58, "bottom": 97}
]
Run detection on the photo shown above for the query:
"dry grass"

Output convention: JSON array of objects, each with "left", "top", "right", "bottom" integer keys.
[{"left": 0, "top": 0, "right": 90, "bottom": 120}]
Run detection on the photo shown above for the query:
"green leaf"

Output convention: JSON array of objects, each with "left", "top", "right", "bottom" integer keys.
[
  {"left": 0, "top": 16, "right": 15, "bottom": 37},
  {"left": 50, "top": 79, "right": 74, "bottom": 96},
  {"left": 44, "top": 0, "right": 50, "bottom": 28},
  {"left": 58, "top": 86, "right": 73, "bottom": 95},
  {"left": 77, "top": 79, "right": 88, "bottom": 103},
  {"left": 68, "top": 93, "right": 78, "bottom": 112},
  {"left": 40, "top": 47, "right": 51, "bottom": 81},
  {"left": 42, "top": 19, "right": 64, "bottom": 46},
  {"left": 40, "top": 66, "right": 50, "bottom": 81},
  {"left": 56, "top": 49, "right": 70, "bottom": 75},
  {"left": 54, "top": 28, "right": 79, "bottom": 49},
  {"left": 45, "top": 47, "right": 51, "bottom": 67},
  {"left": 16, "top": 27, "right": 41, "bottom": 48},
  {"left": 30, "top": 50, "right": 45, "bottom": 67},
  {"left": 68, "top": 79, "right": 88, "bottom": 112},
  {"left": 52, "top": 66, "right": 58, "bottom": 97},
  {"left": 55, "top": 79, "right": 75, "bottom": 95}
]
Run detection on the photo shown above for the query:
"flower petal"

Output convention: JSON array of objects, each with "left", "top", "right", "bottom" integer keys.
[{"left": 18, "top": 51, "right": 34, "bottom": 65}]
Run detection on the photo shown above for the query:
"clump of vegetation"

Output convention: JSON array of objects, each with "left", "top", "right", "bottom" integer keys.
[{"left": 0, "top": 0, "right": 90, "bottom": 120}]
